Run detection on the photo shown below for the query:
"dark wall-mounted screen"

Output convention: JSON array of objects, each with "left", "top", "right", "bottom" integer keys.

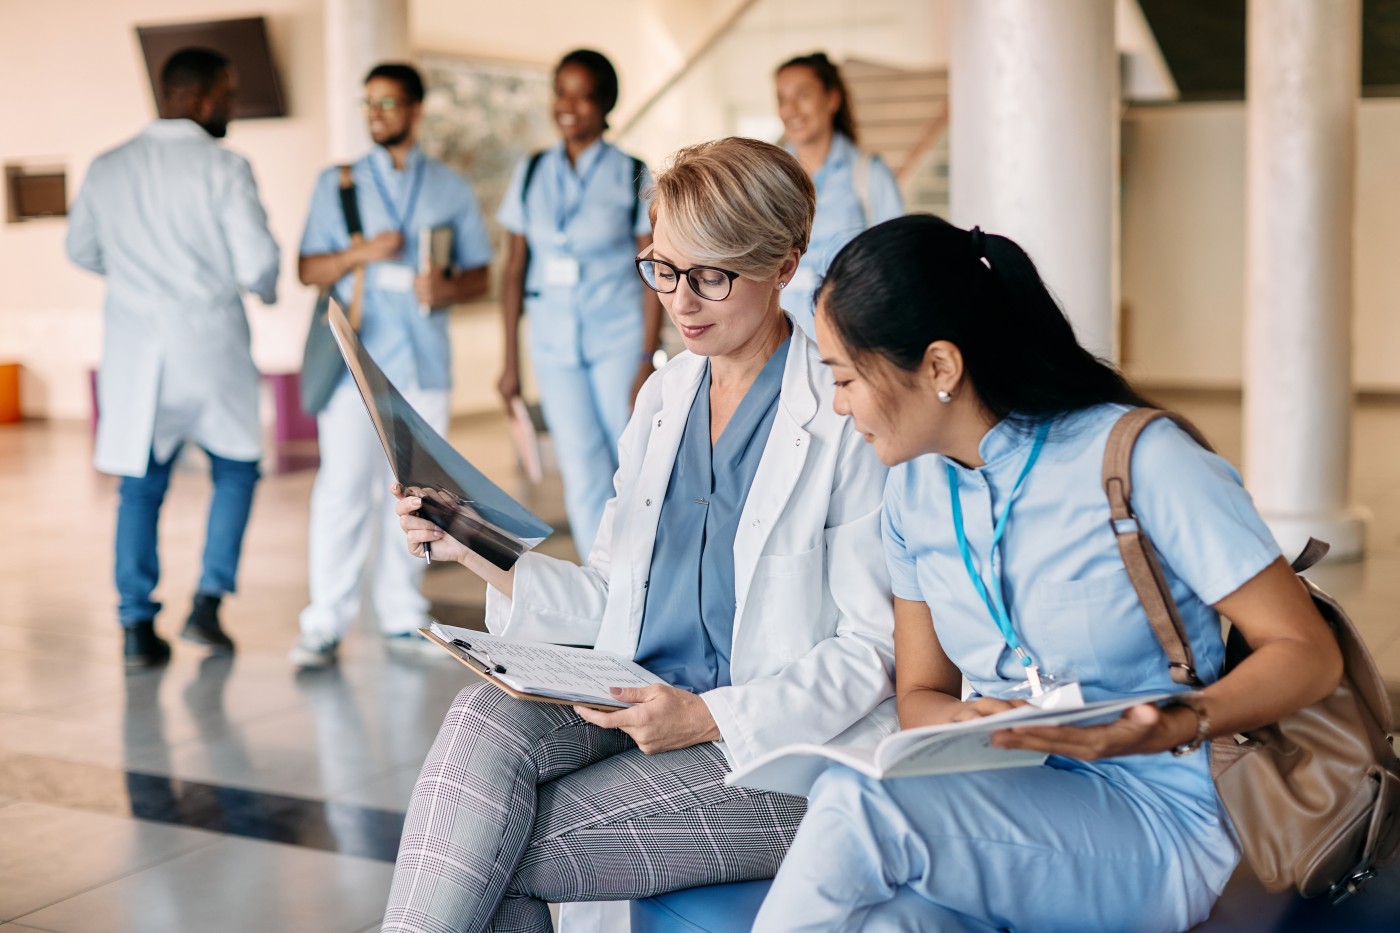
[{"left": 137, "top": 17, "right": 286, "bottom": 119}]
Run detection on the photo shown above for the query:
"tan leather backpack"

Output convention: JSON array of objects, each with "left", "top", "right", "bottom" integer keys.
[{"left": 1103, "top": 408, "right": 1400, "bottom": 901}]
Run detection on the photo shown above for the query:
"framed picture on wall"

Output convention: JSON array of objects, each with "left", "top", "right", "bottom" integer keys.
[
  {"left": 416, "top": 54, "right": 555, "bottom": 300},
  {"left": 136, "top": 17, "right": 286, "bottom": 120}
]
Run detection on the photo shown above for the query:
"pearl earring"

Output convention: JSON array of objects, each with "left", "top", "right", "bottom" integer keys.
[
  {"left": 937, "top": 390, "right": 954, "bottom": 404},
  {"left": 777, "top": 281, "right": 787, "bottom": 290}
]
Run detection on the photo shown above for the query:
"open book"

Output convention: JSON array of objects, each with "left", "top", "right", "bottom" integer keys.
[
  {"left": 726, "top": 693, "right": 1176, "bottom": 796},
  {"left": 423, "top": 621, "right": 666, "bottom": 710},
  {"left": 327, "top": 300, "right": 552, "bottom": 570}
]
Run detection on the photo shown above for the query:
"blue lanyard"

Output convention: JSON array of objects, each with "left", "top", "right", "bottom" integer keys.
[
  {"left": 367, "top": 153, "right": 427, "bottom": 236},
  {"left": 553, "top": 142, "right": 611, "bottom": 238},
  {"left": 947, "top": 421, "right": 1052, "bottom": 672}
]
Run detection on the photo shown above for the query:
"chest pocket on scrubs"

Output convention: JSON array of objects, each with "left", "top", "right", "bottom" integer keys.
[
  {"left": 750, "top": 543, "right": 828, "bottom": 666},
  {"left": 1023, "top": 568, "right": 1162, "bottom": 693}
]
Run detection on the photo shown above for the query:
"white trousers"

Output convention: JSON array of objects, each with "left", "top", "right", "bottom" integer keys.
[{"left": 298, "top": 377, "right": 450, "bottom": 642}]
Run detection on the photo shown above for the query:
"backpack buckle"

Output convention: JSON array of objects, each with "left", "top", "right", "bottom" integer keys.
[
  {"left": 1109, "top": 517, "right": 1139, "bottom": 537},
  {"left": 1328, "top": 867, "right": 1376, "bottom": 905}
]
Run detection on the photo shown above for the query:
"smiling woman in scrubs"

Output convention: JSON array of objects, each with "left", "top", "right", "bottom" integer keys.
[
  {"left": 497, "top": 49, "right": 663, "bottom": 558},
  {"left": 775, "top": 51, "right": 903, "bottom": 339},
  {"left": 753, "top": 215, "right": 1343, "bottom": 932}
]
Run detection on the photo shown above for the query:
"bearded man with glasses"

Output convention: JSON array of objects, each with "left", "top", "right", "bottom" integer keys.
[{"left": 289, "top": 62, "right": 493, "bottom": 669}]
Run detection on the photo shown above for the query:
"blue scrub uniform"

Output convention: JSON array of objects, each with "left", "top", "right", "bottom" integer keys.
[
  {"left": 754, "top": 404, "right": 1282, "bottom": 932},
  {"left": 498, "top": 140, "right": 653, "bottom": 557},
  {"left": 781, "top": 132, "right": 903, "bottom": 338},
  {"left": 301, "top": 145, "right": 493, "bottom": 392},
  {"left": 633, "top": 338, "right": 791, "bottom": 692}
]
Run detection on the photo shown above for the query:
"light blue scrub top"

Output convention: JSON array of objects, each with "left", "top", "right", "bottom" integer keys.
[
  {"left": 300, "top": 146, "right": 493, "bottom": 391},
  {"left": 497, "top": 140, "right": 653, "bottom": 367},
  {"left": 884, "top": 403, "right": 1281, "bottom": 821},
  {"left": 781, "top": 132, "right": 903, "bottom": 337},
  {"left": 634, "top": 337, "right": 792, "bottom": 693}
]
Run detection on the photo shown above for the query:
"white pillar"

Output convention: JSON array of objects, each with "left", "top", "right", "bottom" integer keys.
[
  {"left": 325, "top": 0, "right": 410, "bottom": 162},
  {"left": 1244, "top": 0, "right": 1366, "bottom": 561},
  {"left": 949, "top": 0, "right": 1119, "bottom": 360}
]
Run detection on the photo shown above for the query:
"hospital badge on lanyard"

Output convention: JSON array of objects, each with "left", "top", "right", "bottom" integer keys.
[{"left": 946, "top": 420, "right": 1069, "bottom": 699}]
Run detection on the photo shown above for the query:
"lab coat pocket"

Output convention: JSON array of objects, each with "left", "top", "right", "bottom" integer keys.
[
  {"left": 1024, "top": 568, "right": 1159, "bottom": 692},
  {"left": 748, "top": 543, "right": 827, "bottom": 668}
]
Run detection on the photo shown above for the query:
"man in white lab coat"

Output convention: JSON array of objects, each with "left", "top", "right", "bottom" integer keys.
[{"left": 66, "top": 47, "right": 281, "bottom": 669}]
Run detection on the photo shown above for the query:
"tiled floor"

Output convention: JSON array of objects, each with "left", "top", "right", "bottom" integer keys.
[{"left": 0, "top": 394, "right": 1397, "bottom": 931}]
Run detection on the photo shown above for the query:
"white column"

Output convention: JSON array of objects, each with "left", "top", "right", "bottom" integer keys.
[
  {"left": 1244, "top": 0, "right": 1366, "bottom": 561},
  {"left": 949, "top": 0, "right": 1119, "bottom": 360},
  {"left": 324, "top": 0, "right": 410, "bottom": 162}
]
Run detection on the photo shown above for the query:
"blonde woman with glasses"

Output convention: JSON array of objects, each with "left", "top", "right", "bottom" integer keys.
[{"left": 380, "top": 137, "right": 896, "bottom": 932}]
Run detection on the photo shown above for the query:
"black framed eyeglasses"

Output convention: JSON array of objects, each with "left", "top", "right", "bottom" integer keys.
[{"left": 635, "top": 256, "right": 741, "bottom": 302}]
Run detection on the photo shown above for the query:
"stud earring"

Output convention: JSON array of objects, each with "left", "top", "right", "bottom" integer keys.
[
  {"left": 937, "top": 390, "right": 954, "bottom": 404},
  {"left": 777, "top": 281, "right": 787, "bottom": 290}
]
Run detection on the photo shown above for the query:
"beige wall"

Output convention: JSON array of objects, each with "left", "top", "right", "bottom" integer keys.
[
  {"left": 0, "top": 0, "right": 328, "bottom": 418},
  {"left": 1121, "top": 99, "right": 1400, "bottom": 392},
  {"left": 0, "top": 0, "right": 762, "bottom": 420}
]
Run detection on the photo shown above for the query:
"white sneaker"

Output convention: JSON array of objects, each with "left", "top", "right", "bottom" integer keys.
[
  {"left": 382, "top": 631, "right": 440, "bottom": 657},
  {"left": 288, "top": 635, "right": 339, "bottom": 669}
]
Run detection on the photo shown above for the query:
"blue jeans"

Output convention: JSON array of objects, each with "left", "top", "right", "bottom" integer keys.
[{"left": 115, "top": 445, "right": 260, "bottom": 626}]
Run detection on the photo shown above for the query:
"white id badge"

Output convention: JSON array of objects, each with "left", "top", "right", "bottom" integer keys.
[
  {"left": 1027, "top": 678, "right": 1085, "bottom": 710},
  {"left": 372, "top": 262, "right": 417, "bottom": 293},
  {"left": 543, "top": 254, "right": 581, "bottom": 286}
]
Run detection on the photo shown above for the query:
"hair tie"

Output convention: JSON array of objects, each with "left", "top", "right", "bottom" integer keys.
[{"left": 969, "top": 226, "right": 992, "bottom": 270}]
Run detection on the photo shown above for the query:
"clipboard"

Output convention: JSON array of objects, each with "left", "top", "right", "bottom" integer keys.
[{"left": 419, "top": 628, "right": 637, "bottom": 712}]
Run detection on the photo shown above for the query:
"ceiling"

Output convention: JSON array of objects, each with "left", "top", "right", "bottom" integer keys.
[{"left": 1138, "top": 0, "right": 1400, "bottom": 101}]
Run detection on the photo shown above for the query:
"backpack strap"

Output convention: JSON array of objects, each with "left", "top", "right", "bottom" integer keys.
[
  {"left": 520, "top": 150, "right": 547, "bottom": 209},
  {"left": 518, "top": 150, "right": 548, "bottom": 302},
  {"left": 1102, "top": 408, "right": 1205, "bottom": 686},
  {"left": 629, "top": 155, "right": 646, "bottom": 231},
  {"left": 852, "top": 152, "right": 873, "bottom": 227},
  {"left": 337, "top": 164, "right": 365, "bottom": 331}
]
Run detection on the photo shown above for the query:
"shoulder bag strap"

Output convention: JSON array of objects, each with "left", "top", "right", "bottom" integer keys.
[
  {"left": 1102, "top": 408, "right": 1204, "bottom": 686},
  {"left": 337, "top": 164, "right": 366, "bottom": 332}
]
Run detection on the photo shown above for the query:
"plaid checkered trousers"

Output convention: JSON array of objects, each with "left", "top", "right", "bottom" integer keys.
[{"left": 381, "top": 682, "right": 807, "bottom": 932}]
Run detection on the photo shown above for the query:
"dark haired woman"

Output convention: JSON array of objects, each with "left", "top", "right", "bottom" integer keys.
[
  {"left": 774, "top": 51, "right": 903, "bottom": 339},
  {"left": 753, "top": 215, "right": 1341, "bottom": 932},
  {"left": 497, "top": 48, "right": 663, "bottom": 557}
]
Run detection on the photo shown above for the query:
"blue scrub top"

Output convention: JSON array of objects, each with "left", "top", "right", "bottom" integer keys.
[
  {"left": 884, "top": 403, "right": 1281, "bottom": 819},
  {"left": 497, "top": 140, "right": 653, "bottom": 367},
  {"left": 300, "top": 146, "right": 493, "bottom": 391},
  {"left": 781, "top": 132, "right": 903, "bottom": 336},
  {"left": 634, "top": 336, "right": 792, "bottom": 693}
]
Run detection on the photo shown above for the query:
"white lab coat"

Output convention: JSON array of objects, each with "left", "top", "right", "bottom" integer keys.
[
  {"left": 492, "top": 322, "right": 896, "bottom": 933},
  {"left": 486, "top": 321, "right": 899, "bottom": 764},
  {"left": 65, "top": 119, "right": 280, "bottom": 477}
]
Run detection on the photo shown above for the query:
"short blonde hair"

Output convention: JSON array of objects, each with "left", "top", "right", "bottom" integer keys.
[{"left": 649, "top": 137, "right": 816, "bottom": 280}]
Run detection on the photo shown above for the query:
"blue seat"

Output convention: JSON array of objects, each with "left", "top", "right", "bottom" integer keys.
[
  {"left": 629, "top": 861, "right": 1400, "bottom": 931},
  {"left": 630, "top": 880, "right": 772, "bottom": 933}
]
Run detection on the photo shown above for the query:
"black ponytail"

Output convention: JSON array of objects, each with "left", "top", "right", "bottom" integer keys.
[{"left": 819, "top": 215, "right": 1181, "bottom": 434}]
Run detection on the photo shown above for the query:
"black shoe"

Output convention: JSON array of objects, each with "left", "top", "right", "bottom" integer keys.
[
  {"left": 124, "top": 620, "right": 172, "bottom": 670},
  {"left": 181, "top": 594, "right": 235, "bottom": 655}
]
